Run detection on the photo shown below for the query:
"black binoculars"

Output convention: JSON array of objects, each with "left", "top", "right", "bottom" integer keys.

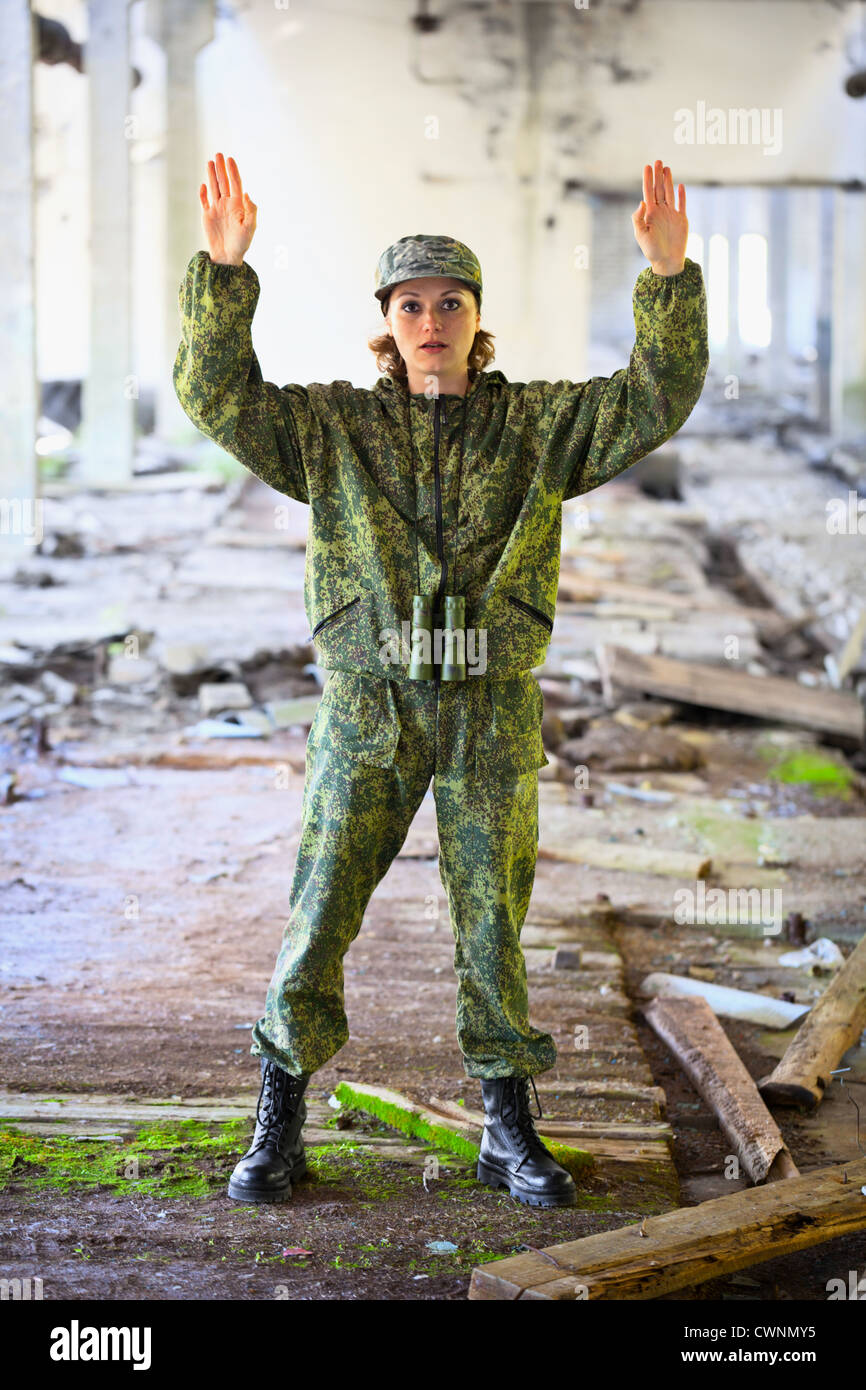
[{"left": 408, "top": 593, "right": 467, "bottom": 681}]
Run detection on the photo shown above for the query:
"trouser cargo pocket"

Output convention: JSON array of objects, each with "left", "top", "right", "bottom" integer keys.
[
  {"left": 315, "top": 671, "right": 402, "bottom": 769},
  {"left": 473, "top": 673, "right": 549, "bottom": 779}
]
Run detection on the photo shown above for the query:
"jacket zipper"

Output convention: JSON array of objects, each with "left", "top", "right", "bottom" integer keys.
[
  {"left": 508, "top": 594, "right": 554, "bottom": 633},
  {"left": 433, "top": 396, "right": 447, "bottom": 610},
  {"left": 311, "top": 594, "right": 360, "bottom": 639}
]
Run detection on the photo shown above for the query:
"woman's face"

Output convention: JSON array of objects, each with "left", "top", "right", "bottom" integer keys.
[{"left": 384, "top": 276, "right": 480, "bottom": 380}]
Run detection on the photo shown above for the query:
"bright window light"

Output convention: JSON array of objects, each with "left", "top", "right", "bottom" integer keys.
[
  {"left": 738, "top": 233, "right": 771, "bottom": 348},
  {"left": 707, "top": 233, "right": 729, "bottom": 346}
]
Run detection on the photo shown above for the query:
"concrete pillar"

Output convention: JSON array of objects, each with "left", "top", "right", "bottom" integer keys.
[
  {"left": 767, "top": 187, "right": 789, "bottom": 399},
  {"left": 725, "top": 186, "right": 741, "bottom": 378},
  {"left": 786, "top": 186, "right": 821, "bottom": 417},
  {"left": 816, "top": 186, "right": 847, "bottom": 436},
  {"left": 81, "top": 0, "right": 134, "bottom": 483},
  {"left": 145, "top": 0, "right": 214, "bottom": 440},
  {"left": 0, "top": 2, "right": 38, "bottom": 559},
  {"left": 839, "top": 190, "right": 866, "bottom": 434}
]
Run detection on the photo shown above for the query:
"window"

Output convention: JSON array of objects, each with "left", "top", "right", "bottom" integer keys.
[
  {"left": 738, "top": 232, "right": 771, "bottom": 348},
  {"left": 708, "top": 233, "right": 729, "bottom": 347}
]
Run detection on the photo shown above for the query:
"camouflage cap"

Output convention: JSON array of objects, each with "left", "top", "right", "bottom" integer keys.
[{"left": 374, "top": 234, "right": 482, "bottom": 313}]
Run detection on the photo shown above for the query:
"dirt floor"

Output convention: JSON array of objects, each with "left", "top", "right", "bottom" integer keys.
[
  {"left": 2, "top": 469, "right": 865, "bottom": 1302},
  {"left": 2, "top": 1142, "right": 861, "bottom": 1303},
  {"left": 2, "top": 723, "right": 864, "bottom": 1300}
]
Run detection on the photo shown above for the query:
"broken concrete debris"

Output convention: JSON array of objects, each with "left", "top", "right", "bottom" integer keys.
[
  {"left": 4, "top": 427, "right": 865, "bottom": 1307},
  {"left": 557, "top": 719, "right": 703, "bottom": 772},
  {"left": 158, "top": 643, "right": 212, "bottom": 677},
  {"left": 182, "top": 717, "right": 264, "bottom": 740},
  {"left": 197, "top": 681, "right": 252, "bottom": 715},
  {"left": 778, "top": 938, "right": 846, "bottom": 973},
  {"left": 106, "top": 654, "right": 159, "bottom": 685}
]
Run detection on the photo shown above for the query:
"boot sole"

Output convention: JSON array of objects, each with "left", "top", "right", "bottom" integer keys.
[
  {"left": 476, "top": 1159, "right": 577, "bottom": 1208},
  {"left": 227, "top": 1157, "right": 308, "bottom": 1204}
]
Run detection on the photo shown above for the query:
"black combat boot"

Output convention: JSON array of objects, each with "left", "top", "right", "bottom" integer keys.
[
  {"left": 227, "top": 1057, "right": 310, "bottom": 1203},
  {"left": 477, "top": 1074, "right": 577, "bottom": 1208}
]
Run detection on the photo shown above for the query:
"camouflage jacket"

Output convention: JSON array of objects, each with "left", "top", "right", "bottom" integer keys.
[{"left": 173, "top": 250, "right": 708, "bottom": 680}]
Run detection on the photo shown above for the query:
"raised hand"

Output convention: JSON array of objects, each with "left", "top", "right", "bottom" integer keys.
[
  {"left": 632, "top": 160, "right": 688, "bottom": 275},
  {"left": 200, "top": 152, "right": 257, "bottom": 266}
]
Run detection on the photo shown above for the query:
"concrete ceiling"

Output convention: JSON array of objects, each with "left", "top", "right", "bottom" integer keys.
[{"left": 301, "top": 0, "right": 866, "bottom": 187}]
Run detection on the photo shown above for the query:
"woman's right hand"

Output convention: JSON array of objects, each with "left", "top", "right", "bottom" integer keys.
[{"left": 200, "top": 152, "right": 257, "bottom": 266}]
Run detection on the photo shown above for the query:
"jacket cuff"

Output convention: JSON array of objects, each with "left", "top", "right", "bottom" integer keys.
[
  {"left": 182, "top": 249, "right": 260, "bottom": 324},
  {"left": 637, "top": 256, "right": 702, "bottom": 287},
  {"left": 191, "top": 248, "right": 255, "bottom": 275}
]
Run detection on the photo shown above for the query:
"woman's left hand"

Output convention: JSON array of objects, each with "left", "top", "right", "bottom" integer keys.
[{"left": 632, "top": 160, "right": 688, "bottom": 275}]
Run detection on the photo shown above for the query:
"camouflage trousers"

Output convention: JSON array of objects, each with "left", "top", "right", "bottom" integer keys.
[{"left": 250, "top": 669, "right": 557, "bottom": 1081}]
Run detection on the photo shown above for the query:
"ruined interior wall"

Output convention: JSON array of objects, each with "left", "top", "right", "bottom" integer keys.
[{"left": 31, "top": 1, "right": 866, "bottom": 406}]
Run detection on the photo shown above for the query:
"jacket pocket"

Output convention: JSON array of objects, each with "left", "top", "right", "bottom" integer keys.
[
  {"left": 473, "top": 674, "right": 549, "bottom": 779},
  {"left": 316, "top": 671, "right": 401, "bottom": 769},
  {"left": 507, "top": 594, "right": 554, "bottom": 633},
  {"left": 311, "top": 595, "right": 361, "bottom": 641}
]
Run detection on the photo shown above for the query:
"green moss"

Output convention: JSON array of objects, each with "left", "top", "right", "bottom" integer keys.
[
  {"left": 543, "top": 1140, "right": 595, "bottom": 1180},
  {"left": 676, "top": 804, "right": 764, "bottom": 861},
  {"left": 333, "top": 1083, "right": 594, "bottom": 1178},
  {"left": 304, "top": 1143, "right": 407, "bottom": 1200},
  {"left": 0, "top": 1119, "right": 250, "bottom": 1198},
  {"left": 334, "top": 1084, "right": 480, "bottom": 1164},
  {"left": 764, "top": 750, "right": 855, "bottom": 798}
]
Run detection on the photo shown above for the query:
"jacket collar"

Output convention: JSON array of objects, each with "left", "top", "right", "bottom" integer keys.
[{"left": 373, "top": 367, "right": 506, "bottom": 410}]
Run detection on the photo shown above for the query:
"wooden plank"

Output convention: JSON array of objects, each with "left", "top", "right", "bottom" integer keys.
[
  {"left": 467, "top": 1157, "right": 866, "bottom": 1299},
  {"left": 534, "top": 1081, "right": 668, "bottom": 1106},
  {"left": 574, "top": 1138, "right": 672, "bottom": 1163},
  {"left": 538, "top": 836, "right": 711, "bottom": 879},
  {"left": 0, "top": 1121, "right": 430, "bottom": 1158},
  {"left": 758, "top": 933, "right": 866, "bottom": 1108},
  {"left": 0, "top": 1091, "right": 439, "bottom": 1159},
  {"left": 0, "top": 1095, "right": 256, "bottom": 1124},
  {"left": 643, "top": 996, "right": 798, "bottom": 1184},
  {"left": 595, "top": 644, "right": 865, "bottom": 741},
  {"left": 425, "top": 1095, "right": 672, "bottom": 1143}
]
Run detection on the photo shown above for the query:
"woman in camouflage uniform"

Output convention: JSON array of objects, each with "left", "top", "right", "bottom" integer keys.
[{"left": 174, "top": 152, "right": 708, "bottom": 1207}]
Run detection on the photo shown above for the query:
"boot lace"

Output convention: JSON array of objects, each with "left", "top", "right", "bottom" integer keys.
[
  {"left": 252, "top": 1062, "right": 304, "bottom": 1151},
  {"left": 503, "top": 1075, "right": 549, "bottom": 1162}
]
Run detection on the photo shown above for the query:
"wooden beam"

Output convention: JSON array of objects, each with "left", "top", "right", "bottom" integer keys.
[
  {"left": 426, "top": 1095, "right": 673, "bottom": 1143},
  {"left": 467, "top": 1157, "right": 866, "bottom": 1299},
  {"left": 537, "top": 837, "right": 711, "bottom": 879},
  {"left": 596, "top": 644, "right": 865, "bottom": 741},
  {"left": 758, "top": 933, "right": 866, "bottom": 1108},
  {"left": 643, "top": 996, "right": 798, "bottom": 1184}
]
